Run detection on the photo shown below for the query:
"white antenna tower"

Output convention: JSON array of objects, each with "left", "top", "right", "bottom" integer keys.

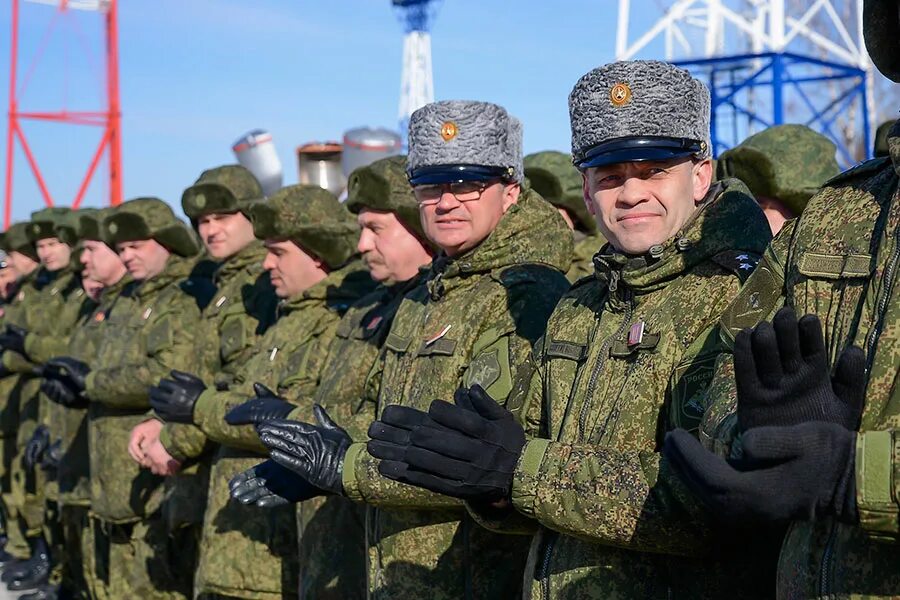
[{"left": 394, "top": 0, "right": 438, "bottom": 140}]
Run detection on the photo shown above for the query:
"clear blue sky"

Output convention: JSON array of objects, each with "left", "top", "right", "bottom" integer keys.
[{"left": 0, "top": 0, "right": 626, "bottom": 222}]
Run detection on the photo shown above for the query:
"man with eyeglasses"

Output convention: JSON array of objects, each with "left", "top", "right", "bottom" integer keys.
[
  {"left": 236, "top": 100, "right": 573, "bottom": 599},
  {"left": 366, "top": 63, "right": 775, "bottom": 598}
]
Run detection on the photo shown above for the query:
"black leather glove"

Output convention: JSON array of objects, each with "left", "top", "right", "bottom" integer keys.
[
  {"left": 43, "top": 357, "right": 91, "bottom": 394},
  {"left": 40, "top": 439, "right": 62, "bottom": 474},
  {"left": 149, "top": 370, "right": 206, "bottom": 424},
  {"left": 40, "top": 377, "right": 88, "bottom": 408},
  {"left": 664, "top": 422, "right": 858, "bottom": 524},
  {"left": 258, "top": 405, "right": 351, "bottom": 496},
  {"left": 229, "top": 459, "right": 322, "bottom": 508},
  {"left": 735, "top": 307, "right": 866, "bottom": 432},
  {"left": 224, "top": 383, "right": 295, "bottom": 426},
  {"left": 370, "top": 385, "right": 526, "bottom": 503},
  {"left": 23, "top": 425, "right": 50, "bottom": 470},
  {"left": 0, "top": 325, "right": 27, "bottom": 356}
]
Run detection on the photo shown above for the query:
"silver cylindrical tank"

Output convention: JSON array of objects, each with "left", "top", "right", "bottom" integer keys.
[
  {"left": 341, "top": 127, "right": 402, "bottom": 177},
  {"left": 296, "top": 142, "right": 345, "bottom": 197},
  {"left": 232, "top": 129, "right": 283, "bottom": 197}
]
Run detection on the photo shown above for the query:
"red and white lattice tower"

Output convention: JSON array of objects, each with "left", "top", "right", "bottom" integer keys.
[{"left": 4, "top": 0, "right": 122, "bottom": 228}]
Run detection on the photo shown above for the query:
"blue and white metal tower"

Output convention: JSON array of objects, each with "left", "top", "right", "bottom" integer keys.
[
  {"left": 393, "top": 0, "right": 439, "bottom": 142},
  {"left": 616, "top": 0, "right": 874, "bottom": 165}
]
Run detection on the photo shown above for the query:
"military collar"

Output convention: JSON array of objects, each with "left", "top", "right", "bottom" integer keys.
[
  {"left": 215, "top": 240, "right": 266, "bottom": 285},
  {"left": 279, "top": 259, "right": 374, "bottom": 314},
  {"left": 133, "top": 256, "right": 194, "bottom": 299}
]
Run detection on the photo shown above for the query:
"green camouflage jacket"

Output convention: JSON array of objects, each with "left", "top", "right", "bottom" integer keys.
[
  {"left": 0, "top": 272, "right": 38, "bottom": 439},
  {"left": 702, "top": 123, "right": 900, "bottom": 599},
  {"left": 290, "top": 277, "right": 423, "bottom": 600},
  {"left": 341, "top": 189, "right": 573, "bottom": 600},
  {"left": 566, "top": 232, "right": 605, "bottom": 284},
  {"left": 85, "top": 257, "right": 205, "bottom": 524},
  {"left": 506, "top": 180, "right": 772, "bottom": 599},
  {"left": 57, "top": 275, "right": 131, "bottom": 508},
  {"left": 192, "top": 260, "right": 375, "bottom": 600}
]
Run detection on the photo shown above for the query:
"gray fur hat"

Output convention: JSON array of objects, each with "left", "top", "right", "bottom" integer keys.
[
  {"left": 406, "top": 100, "right": 523, "bottom": 184},
  {"left": 569, "top": 60, "right": 711, "bottom": 169}
]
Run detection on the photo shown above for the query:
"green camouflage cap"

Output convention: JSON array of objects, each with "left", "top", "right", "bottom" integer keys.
[
  {"left": 524, "top": 151, "right": 597, "bottom": 234},
  {"left": 2, "top": 222, "right": 38, "bottom": 260},
  {"left": 874, "top": 119, "right": 896, "bottom": 158},
  {"left": 182, "top": 164, "right": 263, "bottom": 225},
  {"left": 53, "top": 208, "right": 95, "bottom": 247},
  {"left": 345, "top": 155, "right": 428, "bottom": 241},
  {"left": 103, "top": 197, "right": 199, "bottom": 257},
  {"left": 717, "top": 124, "right": 839, "bottom": 215},
  {"left": 28, "top": 207, "right": 72, "bottom": 243},
  {"left": 249, "top": 184, "right": 358, "bottom": 269},
  {"left": 864, "top": 0, "right": 900, "bottom": 82},
  {"left": 77, "top": 207, "right": 113, "bottom": 243}
]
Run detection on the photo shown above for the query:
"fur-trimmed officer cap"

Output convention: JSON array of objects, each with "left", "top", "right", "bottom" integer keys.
[
  {"left": 569, "top": 60, "right": 711, "bottom": 169},
  {"left": 104, "top": 198, "right": 199, "bottom": 257},
  {"left": 864, "top": 0, "right": 900, "bottom": 82},
  {"left": 28, "top": 207, "right": 72, "bottom": 244},
  {"left": 345, "top": 155, "right": 429, "bottom": 241},
  {"left": 407, "top": 100, "right": 523, "bottom": 185},
  {"left": 2, "top": 222, "right": 38, "bottom": 260},
  {"left": 248, "top": 184, "right": 358, "bottom": 269},
  {"left": 181, "top": 164, "right": 263, "bottom": 226},
  {"left": 524, "top": 151, "right": 597, "bottom": 234},
  {"left": 717, "top": 124, "right": 839, "bottom": 216},
  {"left": 77, "top": 208, "right": 114, "bottom": 244}
]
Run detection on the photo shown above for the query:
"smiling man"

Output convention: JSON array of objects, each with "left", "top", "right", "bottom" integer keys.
[{"left": 367, "top": 62, "right": 774, "bottom": 598}]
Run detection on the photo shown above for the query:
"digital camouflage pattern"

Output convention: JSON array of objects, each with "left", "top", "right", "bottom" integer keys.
[
  {"left": 345, "top": 155, "right": 430, "bottom": 242},
  {"left": 102, "top": 197, "right": 199, "bottom": 258},
  {"left": 716, "top": 124, "right": 840, "bottom": 215},
  {"left": 182, "top": 164, "right": 263, "bottom": 226},
  {"left": 3, "top": 222, "right": 38, "bottom": 261},
  {"left": 341, "top": 189, "right": 572, "bottom": 600},
  {"left": 191, "top": 260, "right": 375, "bottom": 600},
  {"left": 702, "top": 120, "right": 900, "bottom": 598},
  {"left": 287, "top": 276, "right": 423, "bottom": 600},
  {"left": 524, "top": 151, "right": 596, "bottom": 235},
  {"left": 566, "top": 233, "right": 605, "bottom": 284},
  {"left": 503, "top": 180, "right": 772, "bottom": 599}
]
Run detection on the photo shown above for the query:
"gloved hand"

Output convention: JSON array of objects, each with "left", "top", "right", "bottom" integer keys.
[
  {"left": 149, "top": 370, "right": 206, "bottom": 424},
  {"left": 229, "top": 459, "right": 322, "bottom": 508},
  {"left": 40, "top": 377, "right": 88, "bottom": 408},
  {"left": 224, "top": 383, "right": 295, "bottom": 426},
  {"left": 664, "top": 422, "right": 859, "bottom": 524},
  {"left": 23, "top": 425, "right": 50, "bottom": 470},
  {"left": 735, "top": 307, "right": 866, "bottom": 432},
  {"left": 40, "top": 439, "right": 62, "bottom": 474},
  {"left": 0, "top": 325, "right": 27, "bottom": 356},
  {"left": 43, "top": 357, "right": 91, "bottom": 395},
  {"left": 370, "top": 385, "right": 526, "bottom": 502},
  {"left": 257, "top": 405, "right": 351, "bottom": 496}
]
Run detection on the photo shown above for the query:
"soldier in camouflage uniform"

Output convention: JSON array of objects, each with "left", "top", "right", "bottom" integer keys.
[
  {"left": 665, "top": 1, "right": 900, "bottom": 596},
  {"left": 368, "top": 65, "right": 775, "bottom": 598},
  {"left": 247, "top": 101, "right": 572, "bottom": 600},
  {"left": 226, "top": 155, "right": 434, "bottom": 600},
  {"left": 0, "top": 223, "right": 40, "bottom": 564},
  {"left": 525, "top": 150, "right": 607, "bottom": 282},
  {"left": 35, "top": 209, "right": 129, "bottom": 600},
  {"left": 149, "top": 184, "right": 374, "bottom": 600},
  {"left": 0, "top": 208, "right": 82, "bottom": 593},
  {"left": 717, "top": 124, "right": 840, "bottom": 234},
  {"left": 47, "top": 198, "right": 205, "bottom": 599}
]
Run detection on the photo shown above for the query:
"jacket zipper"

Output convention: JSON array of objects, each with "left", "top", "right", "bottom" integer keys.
[
  {"left": 539, "top": 530, "right": 559, "bottom": 600},
  {"left": 818, "top": 521, "right": 838, "bottom": 596}
]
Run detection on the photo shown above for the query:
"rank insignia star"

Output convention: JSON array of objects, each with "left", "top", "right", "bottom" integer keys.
[
  {"left": 736, "top": 254, "right": 749, "bottom": 260},
  {"left": 739, "top": 263, "right": 754, "bottom": 270}
]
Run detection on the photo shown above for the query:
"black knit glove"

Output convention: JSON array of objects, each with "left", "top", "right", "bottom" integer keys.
[
  {"left": 371, "top": 385, "right": 525, "bottom": 503},
  {"left": 735, "top": 307, "right": 866, "bottom": 432},
  {"left": 664, "top": 422, "right": 858, "bottom": 524}
]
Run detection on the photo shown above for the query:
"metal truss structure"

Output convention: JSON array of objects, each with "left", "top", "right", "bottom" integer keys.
[
  {"left": 615, "top": 0, "right": 874, "bottom": 165},
  {"left": 393, "top": 0, "right": 438, "bottom": 142}
]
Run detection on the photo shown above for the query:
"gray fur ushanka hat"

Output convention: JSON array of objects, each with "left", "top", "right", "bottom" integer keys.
[
  {"left": 569, "top": 60, "right": 711, "bottom": 169},
  {"left": 406, "top": 100, "right": 523, "bottom": 185}
]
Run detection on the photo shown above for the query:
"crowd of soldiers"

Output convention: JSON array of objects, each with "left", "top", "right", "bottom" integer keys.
[{"left": 0, "top": 1, "right": 896, "bottom": 599}]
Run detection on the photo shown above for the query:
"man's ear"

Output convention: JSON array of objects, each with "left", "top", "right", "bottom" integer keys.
[
  {"left": 692, "top": 159, "right": 713, "bottom": 204},
  {"left": 582, "top": 172, "right": 597, "bottom": 216},
  {"left": 502, "top": 182, "right": 521, "bottom": 212}
]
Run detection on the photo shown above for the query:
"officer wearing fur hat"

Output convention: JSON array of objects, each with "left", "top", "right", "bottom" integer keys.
[
  {"left": 42, "top": 198, "right": 204, "bottom": 599},
  {"left": 666, "top": 1, "right": 900, "bottom": 596},
  {"left": 125, "top": 165, "right": 278, "bottom": 600},
  {"left": 147, "top": 184, "right": 374, "bottom": 600},
  {"left": 525, "top": 150, "right": 607, "bottom": 281},
  {"left": 0, "top": 222, "right": 40, "bottom": 565},
  {"left": 225, "top": 155, "right": 434, "bottom": 600},
  {"left": 717, "top": 124, "right": 840, "bottom": 234},
  {"left": 366, "top": 67, "right": 773, "bottom": 598},
  {"left": 244, "top": 100, "right": 571, "bottom": 600}
]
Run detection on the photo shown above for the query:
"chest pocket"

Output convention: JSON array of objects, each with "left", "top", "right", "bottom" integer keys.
[
  {"left": 219, "top": 315, "right": 250, "bottom": 364},
  {"left": 277, "top": 342, "right": 315, "bottom": 394},
  {"left": 146, "top": 315, "right": 173, "bottom": 355}
]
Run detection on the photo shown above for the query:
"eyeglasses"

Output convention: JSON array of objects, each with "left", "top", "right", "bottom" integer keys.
[{"left": 412, "top": 179, "right": 502, "bottom": 205}]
